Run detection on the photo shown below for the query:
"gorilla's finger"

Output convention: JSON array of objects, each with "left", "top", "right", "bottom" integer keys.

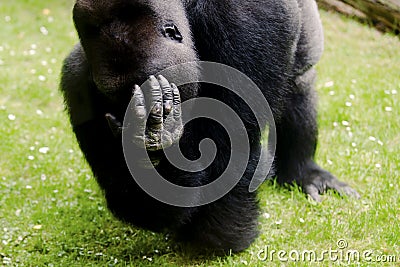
[
  {"left": 105, "top": 113, "right": 122, "bottom": 137},
  {"left": 337, "top": 186, "right": 361, "bottom": 199},
  {"left": 132, "top": 85, "right": 146, "bottom": 119},
  {"left": 148, "top": 75, "right": 163, "bottom": 127},
  {"left": 131, "top": 85, "right": 147, "bottom": 147},
  {"left": 327, "top": 180, "right": 361, "bottom": 199},
  {"left": 158, "top": 75, "right": 173, "bottom": 117},
  {"left": 304, "top": 185, "right": 321, "bottom": 202},
  {"left": 171, "top": 83, "right": 181, "bottom": 121}
]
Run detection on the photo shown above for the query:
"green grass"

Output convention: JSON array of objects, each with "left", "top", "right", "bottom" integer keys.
[{"left": 0, "top": 1, "right": 399, "bottom": 266}]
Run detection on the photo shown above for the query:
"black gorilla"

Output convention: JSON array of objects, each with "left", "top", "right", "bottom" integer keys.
[{"left": 60, "top": 0, "right": 359, "bottom": 253}]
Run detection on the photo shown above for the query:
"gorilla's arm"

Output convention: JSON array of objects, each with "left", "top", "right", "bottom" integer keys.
[
  {"left": 275, "top": 0, "right": 360, "bottom": 201},
  {"left": 60, "top": 44, "right": 96, "bottom": 128}
]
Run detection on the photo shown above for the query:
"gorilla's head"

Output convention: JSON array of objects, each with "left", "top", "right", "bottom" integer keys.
[{"left": 72, "top": 0, "right": 199, "bottom": 99}]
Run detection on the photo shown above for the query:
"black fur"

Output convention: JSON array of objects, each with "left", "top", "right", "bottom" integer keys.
[{"left": 60, "top": 0, "right": 359, "bottom": 253}]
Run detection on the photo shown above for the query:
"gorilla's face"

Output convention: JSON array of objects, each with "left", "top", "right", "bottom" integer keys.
[
  {"left": 72, "top": 0, "right": 199, "bottom": 101},
  {"left": 73, "top": 2, "right": 159, "bottom": 94}
]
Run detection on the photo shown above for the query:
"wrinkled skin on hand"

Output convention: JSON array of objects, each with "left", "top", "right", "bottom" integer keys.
[{"left": 106, "top": 75, "right": 183, "bottom": 167}]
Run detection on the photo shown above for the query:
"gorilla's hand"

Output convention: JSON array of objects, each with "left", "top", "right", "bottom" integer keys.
[
  {"left": 106, "top": 75, "right": 183, "bottom": 167},
  {"left": 301, "top": 162, "right": 360, "bottom": 202},
  {"left": 136, "top": 75, "right": 183, "bottom": 151}
]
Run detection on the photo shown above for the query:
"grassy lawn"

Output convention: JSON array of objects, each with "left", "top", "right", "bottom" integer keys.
[{"left": 0, "top": 0, "right": 399, "bottom": 266}]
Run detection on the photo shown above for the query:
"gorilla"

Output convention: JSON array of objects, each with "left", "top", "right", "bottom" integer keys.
[{"left": 60, "top": 0, "right": 359, "bottom": 253}]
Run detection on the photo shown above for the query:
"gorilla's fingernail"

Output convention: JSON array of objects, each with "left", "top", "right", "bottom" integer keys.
[
  {"left": 149, "top": 75, "right": 160, "bottom": 87},
  {"left": 135, "top": 106, "right": 146, "bottom": 118},
  {"left": 157, "top": 75, "right": 167, "bottom": 82},
  {"left": 132, "top": 85, "right": 140, "bottom": 95},
  {"left": 152, "top": 103, "right": 163, "bottom": 113},
  {"left": 164, "top": 104, "right": 172, "bottom": 114}
]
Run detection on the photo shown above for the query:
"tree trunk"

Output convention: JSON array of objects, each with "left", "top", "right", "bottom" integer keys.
[{"left": 317, "top": 0, "right": 400, "bottom": 33}]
